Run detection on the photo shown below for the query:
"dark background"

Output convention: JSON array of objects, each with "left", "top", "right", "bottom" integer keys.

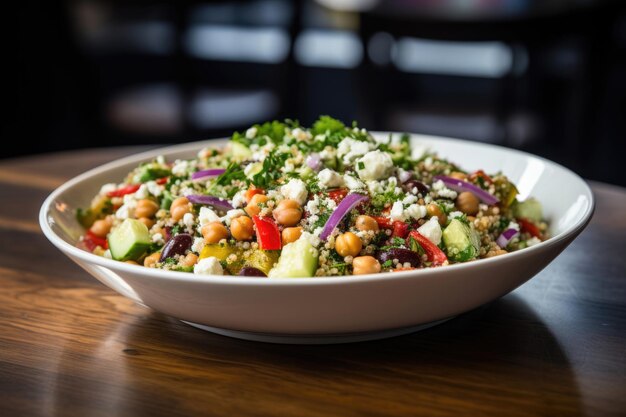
[{"left": 8, "top": 0, "right": 626, "bottom": 186}]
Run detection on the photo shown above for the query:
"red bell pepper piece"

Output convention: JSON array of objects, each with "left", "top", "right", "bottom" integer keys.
[
  {"left": 517, "top": 218, "right": 542, "bottom": 239},
  {"left": 372, "top": 216, "right": 408, "bottom": 236},
  {"left": 156, "top": 177, "right": 169, "bottom": 185},
  {"left": 84, "top": 230, "right": 108, "bottom": 251},
  {"left": 372, "top": 216, "right": 392, "bottom": 229},
  {"left": 407, "top": 231, "right": 447, "bottom": 266},
  {"left": 252, "top": 216, "right": 282, "bottom": 250},
  {"left": 106, "top": 184, "right": 141, "bottom": 198},
  {"left": 328, "top": 188, "right": 349, "bottom": 204},
  {"left": 392, "top": 221, "right": 409, "bottom": 238}
]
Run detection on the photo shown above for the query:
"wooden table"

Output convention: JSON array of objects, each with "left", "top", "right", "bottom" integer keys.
[{"left": 1, "top": 147, "right": 625, "bottom": 417}]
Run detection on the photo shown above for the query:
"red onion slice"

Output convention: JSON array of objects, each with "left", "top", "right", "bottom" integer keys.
[
  {"left": 496, "top": 228, "right": 519, "bottom": 248},
  {"left": 187, "top": 194, "right": 234, "bottom": 211},
  {"left": 433, "top": 175, "right": 499, "bottom": 205},
  {"left": 320, "top": 193, "right": 369, "bottom": 240},
  {"left": 306, "top": 153, "right": 322, "bottom": 172},
  {"left": 191, "top": 168, "right": 226, "bottom": 180}
]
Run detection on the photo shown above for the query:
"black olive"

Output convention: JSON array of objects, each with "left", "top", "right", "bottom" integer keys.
[
  {"left": 377, "top": 248, "right": 421, "bottom": 268},
  {"left": 159, "top": 233, "right": 193, "bottom": 261},
  {"left": 403, "top": 179, "right": 429, "bottom": 195},
  {"left": 238, "top": 267, "right": 267, "bottom": 277}
]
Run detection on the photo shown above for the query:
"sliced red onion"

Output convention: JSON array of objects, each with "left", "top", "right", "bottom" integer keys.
[
  {"left": 187, "top": 194, "right": 234, "bottom": 211},
  {"left": 306, "top": 153, "right": 322, "bottom": 172},
  {"left": 320, "top": 193, "right": 369, "bottom": 240},
  {"left": 191, "top": 168, "right": 226, "bottom": 180},
  {"left": 496, "top": 228, "right": 519, "bottom": 248},
  {"left": 433, "top": 175, "right": 499, "bottom": 205}
]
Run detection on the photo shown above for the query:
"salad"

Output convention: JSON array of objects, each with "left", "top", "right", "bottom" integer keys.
[{"left": 77, "top": 116, "right": 548, "bottom": 277}]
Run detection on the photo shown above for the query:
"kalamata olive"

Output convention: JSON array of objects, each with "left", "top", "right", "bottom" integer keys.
[
  {"left": 377, "top": 248, "right": 421, "bottom": 268},
  {"left": 159, "top": 233, "right": 193, "bottom": 261},
  {"left": 403, "top": 179, "right": 429, "bottom": 195},
  {"left": 238, "top": 267, "right": 267, "bottom": 277}
]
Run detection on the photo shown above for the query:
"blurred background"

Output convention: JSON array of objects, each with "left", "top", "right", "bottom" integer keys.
[{"left": 9, "top": 0, "right": 626, "bottom": 186}]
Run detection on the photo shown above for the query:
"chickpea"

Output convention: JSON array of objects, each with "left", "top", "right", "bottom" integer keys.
[
  {"left": 231, "top": 216, "right": 254, "bottom": 241},
  {"left": 202, "top": 221, "right": 229, "bottom": 244},
  {"left": 272, "top": 199, "right": 302, "bottom": 227},
  {"left": 144, "top": 252, "right": 161, "bottom": 268},
  {"left": 456, "top": 191, "right": 480, "bottom": 216},
  {"left": 282, "top": 227, "right": 302, "bottom": 245},
  {"left": 335, "top": 232, "right": 363, "bottom": 257},
  {"left": 449, "top": 171, "right": 467, "bottom": 180},
  {"left": 170, "top": 197, "right": 191, "bottom": 221},
  {"left": 135, "top": 199, "right": 159, "bottom": 218},
  {"left": 180, "top": 253, "right": 199, "bottom": 267},
  {"left": 352, "top": 256, "right": 381, "bottom": 275},
  {"left": 427, "top": 203, "right": 447, "bottom": 226},
  {"left": 89, "top": 218, "right": 112, "bottom": 238},
  {"left": 137, "top": 217, "right": 155, "bottom": 229},
  {"left": 245, "top": 194, "right": 269, "bottom": 217},
  {"left": 355, "top": 215, "right": 379, "bottom": 232},
  {"left": 170, "top": 196, "right": 189, "bottom": 209},
  {"left": 125, "top": 260, "right": 139, "bottom": 265},
  {"left": 171, "top": 206, "right": 189, "bottom": 222},
  {"left": 245, "top": 188, "right": 264, "bottom": 204}
]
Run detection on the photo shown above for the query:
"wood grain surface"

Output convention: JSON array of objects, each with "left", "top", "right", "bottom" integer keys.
[{"left": 1, "top": 147, "right": 625, "bottom": 417}]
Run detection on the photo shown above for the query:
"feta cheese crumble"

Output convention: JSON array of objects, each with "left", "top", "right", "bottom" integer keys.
[
  {"left": 337, "top": 138, "right": 373, "bottom": 164},
  {"left": 194, "top": 257, "right": 224, "bottom": 275},
  {"left": 318, "top": 169, "right": 344, "bottom": 189},
  {"left": 281, "top": 179, "right": 308, "bottom": 205},
  {"left": 198, "top": 207, "right": 221, "bottom": 226},
  {"left": 417, "top": 217, "right": 442, "bottom": 245},
  {"left": 356, "top": 150, "right": 394, "bottom": 181},
  {"left": 432, "top": 180, "right": 458, "bottom": 199}
]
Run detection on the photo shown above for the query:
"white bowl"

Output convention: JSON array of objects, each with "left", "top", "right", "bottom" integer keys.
[{"left": 39, "top": 134, "right": 594, "bottom": 344}]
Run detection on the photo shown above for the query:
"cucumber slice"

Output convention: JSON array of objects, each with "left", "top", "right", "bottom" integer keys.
[
  {"left": 269, "top": 237, "right": 319, "bottom": 278},
  {"left": 231, "top": 142, "right": 252, "bottom": 161},
  {"left": 512, "top": 198, "right": 543, "bottom": 223},
  {"left": 108, "top": 219, "right": 152, "bottom": 261},
  {"left": 244, "top": 162, "right": 263, "bottom": 179},
  {"left": 442, "top": 219, "right": 481, "bottom": 262}
]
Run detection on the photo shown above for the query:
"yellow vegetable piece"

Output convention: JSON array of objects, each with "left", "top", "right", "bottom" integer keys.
[
  {"left": 200, "top": 244, "right": 241, "bottom": 261},
  {"left": 494, "top": 177, "right": 519, "bottom": 208},
  {"left": 246, "top": 250, "right": 280, "bottom": 275},
  {"left": 199, "top": 245, "right": 279, "bottom": 275}
]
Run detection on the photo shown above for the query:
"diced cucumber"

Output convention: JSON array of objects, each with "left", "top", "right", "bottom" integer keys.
[
  {"left": 512, "top": 198, "right": 543, "bottom": 223},
  {"left": 108, "top": 219, "right": 152, "bottom": 261},
  {"left": 160, "top": 190, "right": 173, "bottom": 210},
  {"left": 299, "top": 166, "right": 315, "bottom": 180},
  {"left": 230, "top": 142, "right": 252, "bottom": 161},
  {"left": 245, "top": 162, "right": 263, "bottom": 179},
  {"left": 442, "top": 218, "right": 481, "bottom": 262},
  {"left": 269, "top": 237, "right": 319, "bottom": 278}
]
